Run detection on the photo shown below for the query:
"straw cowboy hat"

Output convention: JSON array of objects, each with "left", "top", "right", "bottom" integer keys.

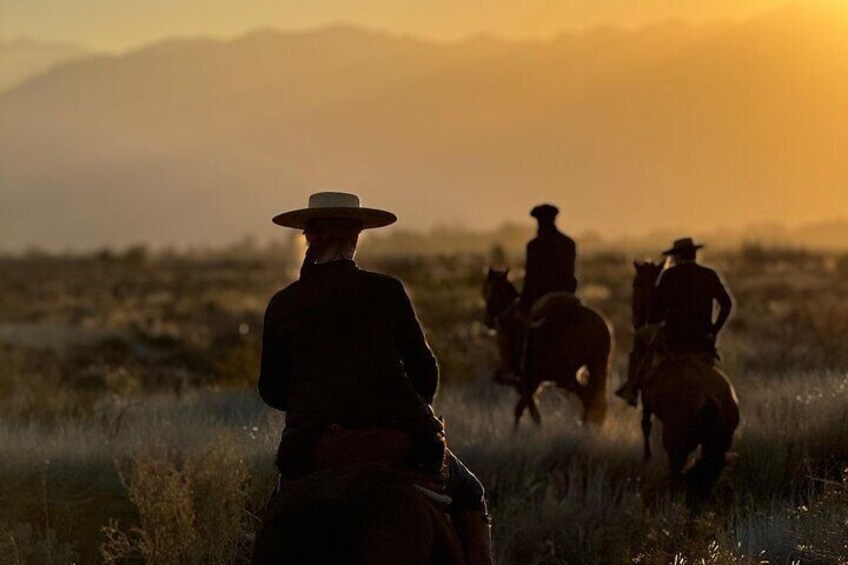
[
  {"left": 272, "top": 192, "right": 397, "bottom": 230},
  {"left": 662, "top": 237, "right": 705, "bottom": 256}
]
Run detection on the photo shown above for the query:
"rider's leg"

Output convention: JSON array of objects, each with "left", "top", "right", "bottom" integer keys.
[
  {"left": 444, "top": 450, "right": 493, "bottom": 565},
  {"left": 615, "top": 349, "right": 642, "bottom": 407}
]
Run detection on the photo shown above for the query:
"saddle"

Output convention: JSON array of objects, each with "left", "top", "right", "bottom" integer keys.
[
  {"left": 311, "top": 426, "right": 449, "bottom": 493},
  {"left": 528, "top": 292, "right": 581, "bottom": 329},
  {"left": 312, "top": 426, "right": 413, "bottom": 469}
]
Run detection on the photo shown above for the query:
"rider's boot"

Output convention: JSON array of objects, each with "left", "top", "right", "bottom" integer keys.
[{"left": 453, "top": 511, "right": 494, "bottom": 565}]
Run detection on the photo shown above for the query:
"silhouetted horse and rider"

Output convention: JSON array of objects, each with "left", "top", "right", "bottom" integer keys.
[
  {"left": 483, "top": 204, "right": 613, "bottom": 428},
  {"left": 617, "top": 238, "right": 740, "bottom": 504},
  {"left": 254, "top": 194, "right": 743, "bottom": 562},
  {"left": 254, "top": 193, "right": 492, "bottom": 564}
]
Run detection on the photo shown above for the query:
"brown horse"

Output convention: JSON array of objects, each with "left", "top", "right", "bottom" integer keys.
[
  {"left": 253, "top": 464, "right": 465, "bottom": 565},
  {"left": 629, "top": 261, "right": 740, "bottom": 503},
  {"left": 483, "top": 268, "right": 613, "bottom": 428}
]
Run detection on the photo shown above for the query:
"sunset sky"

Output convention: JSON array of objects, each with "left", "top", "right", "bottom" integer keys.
[
  {"left": 1, "top": 0, "right": 847, "bottom": 249},
  {"left": 3, "top": 0, "right": 793, "bottom": 49}
]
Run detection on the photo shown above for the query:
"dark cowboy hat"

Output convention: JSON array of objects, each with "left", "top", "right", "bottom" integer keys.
[
  {"left": 272, "top": 192, "right": 397, "bottom": 230},
  {"left": 662, "top": 237, "right": 705, "bottom": 256},
  {"left": 530, "top": 203, "right": 559, "bottom": 221}
]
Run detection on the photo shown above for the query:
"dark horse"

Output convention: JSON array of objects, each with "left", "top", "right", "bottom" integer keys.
[
  {"left": 253, "top": 464, "right": 465, "bottom": 564},
  {"left": 630, "top": 261, "right": 740, "bottom": 503},
  {"left": 483, "top": 268, "right": 613, "bottom": 428}
]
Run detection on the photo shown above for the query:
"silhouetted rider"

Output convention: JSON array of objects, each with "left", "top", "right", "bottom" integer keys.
[
  {"left": 519, "top": 204, "right": 577, "bottom": 314},
  {"left": 616, "top": 237, "right": 734, "bottom": 407},
  {"left": 654, "top": 238, "right": 734, "bottom": 356},
  {"left": 258, "top": 192, "right": 493, "bottom": 565}
]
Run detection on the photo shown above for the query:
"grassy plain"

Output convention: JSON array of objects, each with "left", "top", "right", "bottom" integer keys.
[{"left": 1, "top": 247, "right": 847, "bottom": 563}]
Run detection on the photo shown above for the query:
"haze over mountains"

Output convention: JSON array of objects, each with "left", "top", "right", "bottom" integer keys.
[{"left": 1, "top": 1, "right": 847, "bottom": 250}]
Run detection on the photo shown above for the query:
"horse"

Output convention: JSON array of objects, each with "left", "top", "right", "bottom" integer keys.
[
  {"left": 252, "top": 463, "right": 465, "bottom": 565},
  {"left": 629, "top": 261, "right": 740, "bottom": 504},
  {"left": 483, "top": 268, "right": 613, "bottom": 428}
]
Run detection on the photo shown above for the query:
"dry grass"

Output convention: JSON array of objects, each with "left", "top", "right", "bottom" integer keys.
[
  {"left": 1, "top": 370, "right": 846, "bottom": 564},
  {"left": 1, "top": 250, "right": 847, "bottom": 563},
  {"left": 100, "top": 436, "right": 251, "bottom": 563}
]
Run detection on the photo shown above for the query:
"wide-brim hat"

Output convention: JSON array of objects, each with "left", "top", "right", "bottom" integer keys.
[
  {"left": 272, "top": 192, "right": 397, "bottom": 230},
  {"left": 662, "top": 237, "right": 705, "bottom": 256},
  {"left": 531, "top": 203, "right": 559, "bottom": 220}
]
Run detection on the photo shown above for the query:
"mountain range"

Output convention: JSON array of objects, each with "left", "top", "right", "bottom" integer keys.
[
  {"left": 0, "top": 38, "right": 89, "bottom": 91},
  {"left": 1, "top": 2, "right": 847, "bottom": 250}
]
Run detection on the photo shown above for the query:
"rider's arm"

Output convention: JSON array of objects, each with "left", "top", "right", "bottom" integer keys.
[
  {"left": 392, "top": 279, "right": 439, "bottom": 404},
  {"left": 257, "top": 295, "right": 291, "bottom": 411},
  {"left": 711, "top": 272, "right": 734, "bottom": 334},
  {"left": 564, "top": 237, "right": 577, "bottom": 291}
]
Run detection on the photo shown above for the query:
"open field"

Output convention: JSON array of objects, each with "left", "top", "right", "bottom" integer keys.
[{"left": 1, "top": 248, "right": 847, "bottom": 563}]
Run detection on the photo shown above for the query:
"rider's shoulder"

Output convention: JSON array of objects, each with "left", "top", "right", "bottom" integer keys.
[
  {"left": 692, "top": 263, "right": 721, "bottom": 278},
  {"left": 667, "top": 261, "right": 709, "bottom": 275},
  {"left": 357, "top": 269, "right": 408, "bottom": 293},
  {"left": 529, "top": 230, "right": 572, "bottom": 246},
  {"left": 264, "top": 286, "right": 295, "bottom": 314}
]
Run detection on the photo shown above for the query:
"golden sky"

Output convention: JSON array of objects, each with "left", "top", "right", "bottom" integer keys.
[{"left": 2, "top": 0, "right": 792, "bottom": 50}]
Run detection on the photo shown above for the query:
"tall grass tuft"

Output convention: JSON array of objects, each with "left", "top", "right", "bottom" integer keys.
[{"left": 100, "top": 435, "right": 250, "bottom": 564}]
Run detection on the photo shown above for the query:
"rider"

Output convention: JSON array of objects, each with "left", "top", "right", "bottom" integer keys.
[
  {"left": 655, "top": 238, "right": 734, "bottom": 357},
  {"left": 518, "top": 204, "right": 578, "bottom": 376},
  {"left": 258, "top": 192, "right": 493, "bottom": 565},
  {"left": 617, "top": 237, "right": 734, "bottom": 406},
  {"left": 519, "top": 203, "right": 577, "bottom": 316}
]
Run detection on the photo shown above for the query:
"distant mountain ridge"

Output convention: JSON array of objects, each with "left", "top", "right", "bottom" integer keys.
[
  {"left": 1, "top": 3, "right": 847, "bottom": 250},
  {"left": 0, "top": 38, "right": 89, "bottom": 91}
]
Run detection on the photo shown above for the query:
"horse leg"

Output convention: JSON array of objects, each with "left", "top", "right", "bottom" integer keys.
[
  {"left": 641, "top": 407, "right": 653, "bottom": 462},
  {"left": 685, "top": 445, "right": 727, "bottom": 513},
  {"left": 513, "top": 396, "right": 527, "bottom": 431},
  {"left": 686, "top": 411, "right": 735, "bottom": 510},
  {"left": 514, "top": 383, "right": 541, "bottom": 430},
  {"left": 662, "top": 424, "right": 692, "bottom": 478}
]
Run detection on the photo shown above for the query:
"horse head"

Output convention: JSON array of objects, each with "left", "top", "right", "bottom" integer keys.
[
  {"left": 483, "top": 267, "right": 518, "bottom": 329},
  {"left": 632, "top": 261, "right": 663, "bottom": 329}
]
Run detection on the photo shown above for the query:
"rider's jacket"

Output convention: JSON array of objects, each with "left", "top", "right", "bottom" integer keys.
[
  {"left": 520, "top": 227, "right": 577, "bottom": 313},
  {"left": 653, "top": 262, "right": 733, "bottom": 352},
  {"left": 258, "top": 260, "right": 444, "bottom": 476}
]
